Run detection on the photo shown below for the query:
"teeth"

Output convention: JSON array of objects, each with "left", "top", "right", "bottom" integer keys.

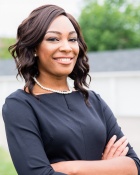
[{"left": 57, "top": 58, "right": 71, "bottom": 62}]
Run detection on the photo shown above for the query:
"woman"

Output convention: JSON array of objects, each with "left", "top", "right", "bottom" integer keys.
[{"left": 2, "top": 4, "right": 140, "bottom": 175}]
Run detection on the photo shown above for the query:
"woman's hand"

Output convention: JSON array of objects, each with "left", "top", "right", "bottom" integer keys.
[
  {"left": 102, "top": 135, "right": 129, "bottom": 160},
  {"left": 51, "top": 135, "right": 129, "bottom": 174}
]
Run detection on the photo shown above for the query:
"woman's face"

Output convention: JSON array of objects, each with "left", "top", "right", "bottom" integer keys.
[{"left": 36, "top": 15, "right": 79, "bottom": 78}]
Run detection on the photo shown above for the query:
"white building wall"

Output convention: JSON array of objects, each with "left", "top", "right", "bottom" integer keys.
[
  {"left": 89, "top": 71, "right": 140, "bottom": 117},
  {"left": 0, "top": 72, "right": 140, "bottom": 155}
]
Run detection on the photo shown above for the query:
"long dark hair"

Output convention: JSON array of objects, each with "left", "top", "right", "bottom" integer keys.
[{"left": 9, "top": 4, "right": 91, "bottom": 103}]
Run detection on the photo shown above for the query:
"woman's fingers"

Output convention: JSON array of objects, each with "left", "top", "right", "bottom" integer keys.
[
  {"left": 107, "top": 136, "right": 127, "bottom": 157},
  {"left": 102, "top": 135, "right": 117, "bottom": 160},
  {"left": 102, "top": 135, "right": 128, "bottom": 160},
  {"left": 120, "top": 146, "right": 129, "bottom": 156},
  {"left": 113, "top": 138, "right": 129, "bottom": 157}
]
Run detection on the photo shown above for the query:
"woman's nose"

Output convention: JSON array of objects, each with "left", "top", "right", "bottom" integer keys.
[{"left": 59, "top": 40, "right": 72, "bottom": 52}]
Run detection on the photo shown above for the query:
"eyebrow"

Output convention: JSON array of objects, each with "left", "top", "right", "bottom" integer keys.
[{"left": 46, "top": 31, "right": 77, "bottom": 35}]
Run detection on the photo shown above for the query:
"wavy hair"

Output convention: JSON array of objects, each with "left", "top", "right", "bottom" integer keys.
[{"left": 9, "top": 4, "right": 91, "bottom": 104}]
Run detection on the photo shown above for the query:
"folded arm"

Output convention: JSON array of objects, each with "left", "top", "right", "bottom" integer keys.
[
  {"left": 52, "top": 135, "right": 138, "bottom": 175},
  {"left": 52, "top": 157, "right": 137, "bottom": 175}
]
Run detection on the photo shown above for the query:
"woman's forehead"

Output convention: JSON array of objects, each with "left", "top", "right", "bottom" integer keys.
[{"left": 47, "top": 15, "right": 76, "bottom": 33}]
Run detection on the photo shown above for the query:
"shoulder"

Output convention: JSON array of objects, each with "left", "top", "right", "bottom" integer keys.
[
  {"left": 6, "top": 89, "right": 29, "bottom": 100},
  {"left": 2, "top": 89, "right": 39, "bottom": 123},
  {"left": 88, "top": 90, "right": 114, "bottom": 119},
  {"left": 2, "top": 89, "right": 36, "bottom": 116},
  {"left": 88, "top": 90, "right": 116, "bottom": 122},
  {"left": 4, "top": 89, "right": 36, "bottom": 106},
  {"left": 88, "top": 90, "right": 107, "bottom": 109}
]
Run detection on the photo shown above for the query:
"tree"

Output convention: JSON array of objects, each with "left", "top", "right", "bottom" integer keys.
[{"left": 78, "top": 0, "right": 140, "bottom": 51}]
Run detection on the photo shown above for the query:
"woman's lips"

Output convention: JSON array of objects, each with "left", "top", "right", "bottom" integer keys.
[{"left": 53, "top": 57, "right": 73, "bottom": 64}]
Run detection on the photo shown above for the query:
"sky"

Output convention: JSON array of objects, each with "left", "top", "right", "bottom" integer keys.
[
  {"left": 0, "top": 0, "right": 83, "bottom": 37},
  {"left": 0, "top": 0, "right": 139, "bottom": 37}
]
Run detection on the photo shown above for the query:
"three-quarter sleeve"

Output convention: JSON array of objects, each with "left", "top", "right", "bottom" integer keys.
[
  {"left": 97, "top": 94, "right": 140, "bottom": 175},
  {"left": 2, "top": 96, "right": 67, "bottom": 175}
]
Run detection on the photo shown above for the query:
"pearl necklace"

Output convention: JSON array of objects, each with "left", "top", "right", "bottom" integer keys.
[{"left": 33, "top": 77, "right": 73, "bottom": 94}]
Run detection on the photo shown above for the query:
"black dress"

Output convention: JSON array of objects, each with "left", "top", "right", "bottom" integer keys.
[{"left": 2, "top": 89, "right": 140, "bottom": 175}]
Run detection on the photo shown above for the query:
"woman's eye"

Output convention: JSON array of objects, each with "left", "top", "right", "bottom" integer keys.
[
  {"left": 47, "top": 38, "right": 59, "bottom": 42},
  {"left": 69, "top": 38, "right": 78, "bottom": 42}
]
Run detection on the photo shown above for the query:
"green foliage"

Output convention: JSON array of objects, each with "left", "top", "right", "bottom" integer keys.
[
  {"left": 78, "top": 0, "right": 140, "bottom": 51},
  {"left": 0, "top": 147, "right": 17, "bottom": 175},
  {"left": 0, "top": 38, "right": 16, "bottom": 59}
]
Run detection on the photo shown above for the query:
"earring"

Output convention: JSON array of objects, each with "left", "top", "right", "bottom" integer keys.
[{"left": 34, "top": 53, "right": 37, "bottom": 57}]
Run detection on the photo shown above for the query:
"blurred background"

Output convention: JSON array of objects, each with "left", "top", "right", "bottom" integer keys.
[{"left": 0, "top": 0, "right": 140, "bottom": 174}]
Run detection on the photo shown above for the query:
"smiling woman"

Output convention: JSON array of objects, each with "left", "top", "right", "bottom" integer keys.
[
  {"left": 35, "top": 15, "right": 79, "bottom": 81},
  {"left": 2, "top": 4, "right": 140, "bottom": 175},
  {"left": 7, "top": 5, "right": 89, "bottom": 99}
]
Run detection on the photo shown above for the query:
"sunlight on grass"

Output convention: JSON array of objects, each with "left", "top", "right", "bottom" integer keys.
[{"left": 0, "top": 147, "right": 17, "bottom": 175}]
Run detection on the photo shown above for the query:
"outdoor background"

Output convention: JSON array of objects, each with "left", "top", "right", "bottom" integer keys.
[{"left": 0, "top": 0, "right": 140, "bottom": 174}]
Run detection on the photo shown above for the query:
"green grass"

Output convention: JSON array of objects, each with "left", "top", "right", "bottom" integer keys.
[
  {"left": 0, "top": 147, "right": 17, "bottom": 175},
  {"left": 0, "top": 37, "right": 16, "bottom": 59}
]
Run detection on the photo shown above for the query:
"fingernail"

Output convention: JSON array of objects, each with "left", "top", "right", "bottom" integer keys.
[{"left": 113, "top": 135, "right": 117, "bottom": 139}]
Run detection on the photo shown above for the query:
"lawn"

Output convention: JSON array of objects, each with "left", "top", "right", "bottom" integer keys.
[
  {"left": 0, "top": 37, "right": 16, "bottom": 59},
  {"left": 0, "top": 147, "right": 17, "bottom": 175}
]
